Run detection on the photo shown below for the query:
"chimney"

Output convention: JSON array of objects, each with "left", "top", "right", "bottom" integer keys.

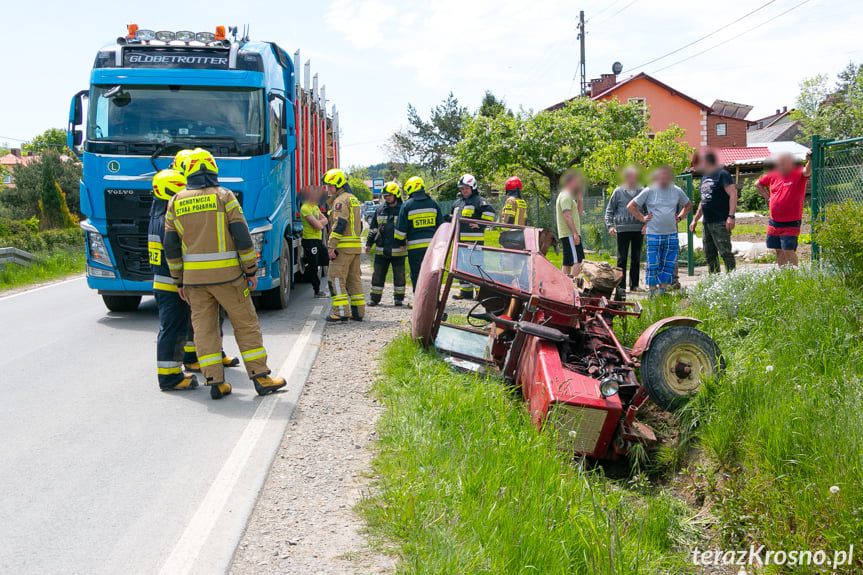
[
  {"left": 776, "top": 109, "right": 780, "bottom": 115},
  {"left": 10, "top": 148, "right": 21, "bottom": 158},
  {"left": 782, "top": 106, "right": 787, "bottom": 113},
  {"left": 590, "top": 73, "right": 618, "bottom": 98}
]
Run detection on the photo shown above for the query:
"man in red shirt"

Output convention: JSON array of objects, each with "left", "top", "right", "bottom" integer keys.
[{"left": 756, "top": 151, "right": 812, "bottom": 266}]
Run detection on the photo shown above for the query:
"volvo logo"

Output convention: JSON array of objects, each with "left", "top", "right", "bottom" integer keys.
[{"left": 107, "top": 160, "right": 120, "bottom": 173}]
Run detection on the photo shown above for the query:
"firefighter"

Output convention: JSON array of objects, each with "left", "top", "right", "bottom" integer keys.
[
  {"left": 164, "top": 148, "right": 286, "bottom": 400},
  {"left": 366, "top": 182, "right": 406, "bottom": 306},
  {"left": 448, "top": 173, "right": 496, "bottom": 299},
  {"left": 394, "top": 176, "right": 443, "bottom": 292},
  {"left": 501, "top": 176, "right": 528, "bottom": 226},
  {"left": 149, "top": 169, "right": 239, "bottom": 391},
  {"left": 323, "top": 168, "right": 365, "bottom": 322}
]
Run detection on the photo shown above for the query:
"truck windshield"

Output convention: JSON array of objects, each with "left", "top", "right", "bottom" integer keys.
[{"left": 87, "top": 85, "right": 265, "bottom": 154}]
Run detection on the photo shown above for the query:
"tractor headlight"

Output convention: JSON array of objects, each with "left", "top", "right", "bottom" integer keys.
[
  {"left": 87, "top": 232, "right": 111, "bottom": 265},
  {"left": 599, "top": 377, "right": 620, "bottom": 398}
]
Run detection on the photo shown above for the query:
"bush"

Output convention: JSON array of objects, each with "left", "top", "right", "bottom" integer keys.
[
  {"left": 815, "top": 200, "right": 863, "bottom": 285},
  {"left": 738, "top": 179, "right": 767, "bottom": 211},
  {"left": 0, "top": 220, "right": 82, "bottom": 253},
  {"left": 347, "top": 177, "right": 372, "bottom": 202}
]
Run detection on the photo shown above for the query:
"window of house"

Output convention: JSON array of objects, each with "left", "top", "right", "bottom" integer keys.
[
  {"left": 716, "top": 123, "right": 727, "bottom": 136},
  {"left": 2, "top": 173, "right": 12, "bottom": 185}
]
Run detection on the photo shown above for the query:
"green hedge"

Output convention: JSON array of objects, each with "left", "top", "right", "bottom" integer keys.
[{"left": 0, "top": 218, "right": 84, "bottom": 254}]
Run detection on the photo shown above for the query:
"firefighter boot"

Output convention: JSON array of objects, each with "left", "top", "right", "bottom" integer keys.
[
  {"left": 222, "top": 355, "right": 240, "bottom": 367},
  {"left": 185, "top": 361, "right": 201, "bottom": 372},
  {"left": 162, "top": 374, "right": 199, "bottom": 391},
  {"left": 253, "top": 374, "right": 287, "bottom": 396},
  {"left": 351, "top": 306, "right": 364, "bottom": 321},
  {"left": 210, "top": 382, "right": 232, "bottom": 400}
]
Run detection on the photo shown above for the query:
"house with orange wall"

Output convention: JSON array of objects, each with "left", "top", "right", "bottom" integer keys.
[{"left": 548, "top": 72, "right": 711, "bottom": 150}]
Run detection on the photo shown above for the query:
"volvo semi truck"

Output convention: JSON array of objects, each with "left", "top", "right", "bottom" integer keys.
[{"left": 67, "top": 24, "right": 339, "bottom": 311}]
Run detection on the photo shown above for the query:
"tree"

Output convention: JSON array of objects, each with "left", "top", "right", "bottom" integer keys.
[
  {"left": 8, "top": 150, "right": 82, "bottom": 220},
  {"left": 381, "top": 129, "right": 417, "bottom": 167},
  {"left": 582, "top": 126, "right": 694, "bottom": 193},
  {"left": 23, "top": 128, "right": 69, "bottom": 156},
  {"left": 455, "top": 97, "right": 646, "bottom": 192},
  {"left": 37, "top": 153, "right": 77, "bottom": 229},
  {"left": 478, "top": 91, "right": 509, "bottom": 118},
  {"left": 348, "top": 177, "right": 372, "bottom": 202},
  {"left": 792, "top": 63, "right": 863, "bottom": 142},
  {"left": 406, "top": 93, "right": 468, "bottom": 180}
]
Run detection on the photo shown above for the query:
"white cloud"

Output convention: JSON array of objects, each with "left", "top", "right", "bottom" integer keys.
[{"left": 326, "top": 0, "right": 398, "bottom": 48}]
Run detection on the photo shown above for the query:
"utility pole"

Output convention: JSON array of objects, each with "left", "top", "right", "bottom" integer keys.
[{"left": 577, "top": 10, "right": 587, "bottom": 96}]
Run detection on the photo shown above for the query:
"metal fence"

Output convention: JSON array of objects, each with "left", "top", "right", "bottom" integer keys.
[{"left": 811, "top": 135, "right": 863, "bottom": 259}]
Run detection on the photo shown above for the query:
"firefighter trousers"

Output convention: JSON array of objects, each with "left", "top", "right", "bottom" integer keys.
[
  {"left": 458, "top": 240, "right": 483, "bottom": 295},
  {"left": 370, "top": 253, "right": 406, "bottom": 303},
  {"left": 184, "top": 276, "right": 270, "bottom": 385},
  {"left": 154, "top": 290, "right": 197, "bottom": 389},
  {"left": 328, "top": 252, "right": 365, "bottom": 319},
  {"left": 407, "top": 248, "right": 427, "bottom": 292}
]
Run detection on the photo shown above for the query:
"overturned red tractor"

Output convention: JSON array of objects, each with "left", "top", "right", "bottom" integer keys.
[{"left": 411, "top": 219, "right": 724, "bottom": 460}]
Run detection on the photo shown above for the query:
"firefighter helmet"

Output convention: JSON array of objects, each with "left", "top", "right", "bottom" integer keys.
[
  {"left": 171, "top": 149, "right": 195, "bottom": 173},
  {"left": 383, "top": 181, "right": 401, "bottom": 199},
  {"left": 152, "top": 169, "right": 187, "bottom": 201},
  {"left": 504, "top": 176, "right": 522, "bottom": 192},
  {"left": 323, "top": 168, "right": 347, "bottom": 189},
  {"left": 181, "top": 148, "right": 219, "bottom": 177},
  {"left": 403, "top": 176, "right": 425, "bottom": 195},
  {"left": 457, "top": 173, "right": 478, "bottom": 191}
]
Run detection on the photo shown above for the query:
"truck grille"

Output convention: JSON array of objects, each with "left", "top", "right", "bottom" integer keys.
[{"left": 104, "top": 189, "right": 153, "bottom": 282}]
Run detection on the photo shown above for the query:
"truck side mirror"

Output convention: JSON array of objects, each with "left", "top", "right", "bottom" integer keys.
[
  {"left": 268, "top": 93, "right": 289, "bottom": 161},
  {"left": 67, "top": 89, "right": 88, "bottom": 156}
]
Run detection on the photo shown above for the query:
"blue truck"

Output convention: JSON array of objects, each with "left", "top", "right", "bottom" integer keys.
[{"left": 67, "top": 24, "right": 339, "bottom": 311}]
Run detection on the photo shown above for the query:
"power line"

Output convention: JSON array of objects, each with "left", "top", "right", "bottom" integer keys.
[
  {"left": 586, "top": 0, "right": 623, "bottom": 22},
  {"left": 594, "top": 0, "right": 640, "bottom": 25},
  {"left": 622, "top": 0, "right": 779, "bottom": 73},
  {"left": 646, "top": 0, "right": 814, "bottom": 76}
]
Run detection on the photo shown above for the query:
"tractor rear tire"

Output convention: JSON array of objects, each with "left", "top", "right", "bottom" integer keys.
[
  {"left": 641, "top": 326, "right": 724, "bottom": 412},
  {"left": 102, "top": 294, "right": 141, "bottom": 312}
]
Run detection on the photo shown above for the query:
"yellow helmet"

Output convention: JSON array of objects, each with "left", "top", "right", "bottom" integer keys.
[
  {"left": 404, "top": 176, "right": 425, "bottom": 195},
  {"left": 181, "top": 148, "right": 219, "bottom": 177},
  {"left": 323, "top": 168, "right": 347, "bottom": 189},
  {"left": 152, "top": 169, "right": 186, "bottom": 201},
  {"left": 383, "top": 181, "right": 401, "bottom": 199},
  {"left": 171, "top": 149, "right": 195, "bottom": 173}
]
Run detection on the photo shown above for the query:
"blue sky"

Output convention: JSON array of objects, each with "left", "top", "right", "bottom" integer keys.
[{"left": 1, "top": 0, "right": 860, "bottom": 166}]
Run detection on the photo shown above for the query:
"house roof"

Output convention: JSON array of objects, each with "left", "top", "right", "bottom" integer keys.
[
  {"left": 590, "top": 72, "right": 713, "bottom": 110},
  {"left": 710, "top": 99, "right": 753, "bottom": 120},
  {"left": 0, "top": 153, "right": 36, "bottom": 167},
  {"left": 716, "top": 142, "right": 810, "bottom": 167},
  {"left": 746, "top": 121, "right": 801, "bottom": 144},
  {"left": 748, "top": 109, "right": 794, "bottom": 131}
]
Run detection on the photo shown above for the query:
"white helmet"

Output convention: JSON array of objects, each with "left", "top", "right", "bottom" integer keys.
[{"left": 458, "top": 173, "right": 478, "bottom": 191}]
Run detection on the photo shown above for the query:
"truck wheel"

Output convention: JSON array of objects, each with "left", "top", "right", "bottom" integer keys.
[
  {"left": 641, "top": 326, "right": 724, "bottom": 412},
  {"left": 260, "top": 238, "right": 291, "bottom": 310},
  {"left": 102, "top": 295, "right": 141, "bottom": 312}
]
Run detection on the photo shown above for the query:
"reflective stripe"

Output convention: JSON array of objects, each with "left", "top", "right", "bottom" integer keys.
[
  {"left": 408, "top": 207, "right": 437, "bottom": 216},
  {"left": 174, "top": 219, "right": 184, "bottom": 234},
  {"left": 330, "top": 232, "right": 343, "bottom": 240},
  {"left": 183, "top": 258, "right": 240, "bottom": 270},
  {"left": 153, "top": 281, "right": 178, "bottom": 292},
  {"left": 157, "top": 361, "right": 182, "bottom": 368},
  {"left": 460, "top": 233, "right": 484, "bottom": 241},
  {"left": 393, "top": 230, "right": 406, "bottom": 240},
  {"left": 370, "top": 285, "right": 384, "bottom": 295},
  {"left": 241, "top": 347, "right": 267, "bottom": 361},
  {"left": 481, "top": 213, "right": 495, "bottom": 221},
  {"left": 407, "top": 240, "right": 431, "bottom": 250},
  {"left": 183, "top": 251, "right": 238, "bottom": 262},
  {"left": 198, "top": 353, "right": 222, "bottom": 367},
  {"left": 394, "top": 287, "right": 406, "bottom": 294},
  {"left": 167, "top": 261, "right": 183, "bottom": 270},
  {"left": 374, "top": 246, "right": 407, "bottom": 255},
  {"left": 217, "top": 212, "right": 226, "bottom": 253},
  {"left": 225, "top": 200, "right": 240, "bottom": 213},
  {"left": 148, "top": 241, "right": 163, "bottom": 251},
  {"left": 157, "top": 367, "right": 183, "bottom": 375},
  {"left": 148, "top": 234, "right": 162, "bottom": 243},
  {"left": 239, "top": 250, "right": 257, "bottom": 262},
  {"left": 184, "top": 344, "right": 196, "bottom": 353},
  {"left": 331, "top": 294, "right": 349, "bottom": 305},
  {"left": 350, "top": 294, "right": 365, "bottom": 304}
]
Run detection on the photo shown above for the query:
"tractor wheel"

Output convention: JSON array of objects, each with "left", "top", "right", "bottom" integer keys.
[
  {"left": 102, "top": 294, "right": 141, "bottom": 312},
  {"left": 641, "top": 326, "right": 724, "bottom": 412}
]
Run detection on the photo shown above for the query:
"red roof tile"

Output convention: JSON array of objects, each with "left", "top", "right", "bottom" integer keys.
[{"left": 717, "top": 146, "right": 770, "bottom": 165}]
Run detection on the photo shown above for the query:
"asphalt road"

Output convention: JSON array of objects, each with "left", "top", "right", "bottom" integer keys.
[{"left": 0, "top": 277, "right": 327, "bottom": 575}]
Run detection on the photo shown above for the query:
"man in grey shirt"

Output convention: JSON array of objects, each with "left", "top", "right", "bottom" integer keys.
[
  {"left": 605, "top": 166, "right": 645, "bottom": 291},
  {"left": 626, "top": 166, "right": 691, "bottom": 296}
]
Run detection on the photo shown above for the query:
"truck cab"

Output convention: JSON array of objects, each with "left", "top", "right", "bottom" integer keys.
[{"left": 68, "top": 25, "right": 338, "bottom": 311}]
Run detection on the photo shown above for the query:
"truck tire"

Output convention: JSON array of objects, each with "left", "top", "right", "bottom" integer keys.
[
  {"left": 260, "top": 238, "right": 291, "bottom": 310},
  {"left": 641, "top": 326, "right": 724, "bottom": 412},
  {"left": 102, "top": 294, "right": 141, "bottom": 312}
]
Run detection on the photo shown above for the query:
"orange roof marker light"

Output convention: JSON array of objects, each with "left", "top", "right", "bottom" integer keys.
[
  {"left": 215, "top": 26, "right": 226, "bottom": 41},
  {"left": 127, "top": 24, "right": 139, "bottom": 39}
]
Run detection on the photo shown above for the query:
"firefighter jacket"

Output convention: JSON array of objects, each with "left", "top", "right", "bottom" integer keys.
[
  {"left": 148, "top": 198, "right": 179, "bottom": 292},
  {"left": 501, "top": 191, "right": 528, "bottom": 226},
  {"left": 366, "top": 201, "right": 406, "bottom": 257},
  {"left": 163, "top": 186, "right": 257, "bottom": 287},
  {"left": 451, "top": 191, "right": 495, "bottom": 242},
  {"left": 394, "top": 191, "right": 443, "bottom": 251},
  {"left": 327, "top": 189, "right": 363, "bottom": 254}
]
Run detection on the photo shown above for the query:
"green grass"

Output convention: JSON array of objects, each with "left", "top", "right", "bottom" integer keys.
[
  {"left": 0, "top": 247, "right": 85, "bottom": 291},
  {"left": 361, "top": 336, "right": 697, "bottom": 574},
  {"left": 629, "top": 268, "right": 863, "bottom": 567},
  {"left": 677, "top": 220, "right": 767, "bottom": 238}
]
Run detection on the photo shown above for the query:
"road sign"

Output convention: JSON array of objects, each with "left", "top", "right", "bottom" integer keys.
[{"left": 372, "top": 178, "right": 385, "bottom": 196}]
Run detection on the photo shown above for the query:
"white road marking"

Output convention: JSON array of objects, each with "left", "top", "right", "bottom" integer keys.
[
  {"left": 0, "top": 276, "right": 85, "bottom": 301},
  {"left": 158, "top": 319, "right": 318, "bottom": 575},
  {"left": 312, "top": 305, "right": 323, "bottom": 316}
]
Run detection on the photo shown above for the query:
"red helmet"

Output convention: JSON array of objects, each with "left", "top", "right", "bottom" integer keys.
[{"left": 504, "top": 176, "right": 522, "bottom": 192}]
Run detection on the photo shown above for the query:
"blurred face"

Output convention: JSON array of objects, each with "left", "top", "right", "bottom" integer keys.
[
  {"left": 565, "top": 176, "right": 582, "bottom": 196},
  {"left": 624, "top": 168, "right": 639, "bottom": 188},
  {"left": 383, "top": 192, "right": 396, "bottom": 205},
  {"left": 776, "top": 153, "right": 795, "bottom": 175},
  {"left": 654, "top": 167, "right": 673, "bottom": 187},
  {"left": 459, "top": 185, "right": 472, "bottom": 198},
  {"left": 697, "top": 154, "right": 717, "bottom": 173},
  {"left": 325, "top": 183, "right": 337, "bottom": 197}
]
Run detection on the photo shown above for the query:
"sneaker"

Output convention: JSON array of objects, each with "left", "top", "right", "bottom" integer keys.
[
  {"left": 314, "top": 291, "right": 328, "bottom": 298},
  {"left": 629, "top": 286, "right": 642, "bottom": 293},
  {"left": 161, "top": 374, "right": 199, "bottom": 391},
  {"left": 210, "top": 382, "right": 232, "bottom": 400},
  {"left": 222, "top": 355, "right": 240, "bottom": 367},
  {"left": 253, "top": 374, "right": 287, "bottom": 396},
  {"left": 326, "top": 314, "right": 350, "bottom": 323}
]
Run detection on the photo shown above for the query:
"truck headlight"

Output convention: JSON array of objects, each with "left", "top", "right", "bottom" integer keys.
[
  {"left": 87, "top": 265, "right": 116, "bottom": 278},
  {"left": 87, "top": 232, "right": 111, "bottom": 265},
  {"left": 251, "top": 232, "right": 265, "bottom": 258},
  {"left": 255, "top": 265, "right": 266, "bottom": 278}
]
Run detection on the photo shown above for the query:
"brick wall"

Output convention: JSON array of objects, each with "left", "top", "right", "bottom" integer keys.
[{"left": 707, "top": 115, "right": 749, "bottom": 147}]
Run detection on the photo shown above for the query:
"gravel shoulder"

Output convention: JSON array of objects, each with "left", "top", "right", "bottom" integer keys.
[{"left": 230, "top": 254, "right": 402, "bottom": 575}]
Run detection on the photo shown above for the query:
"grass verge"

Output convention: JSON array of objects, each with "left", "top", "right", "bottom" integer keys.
[
  {"left": 0, "top": 247, "right": 85, "bottom": 291},
  {"left": 361, "top": 335, "right": 697, "bottom": 574}
]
